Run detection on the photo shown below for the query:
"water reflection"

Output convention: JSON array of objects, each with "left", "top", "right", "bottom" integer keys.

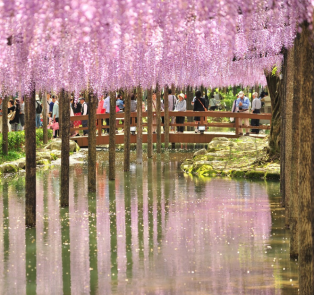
[{"left": 0, "top": 154, "right": 298, "bottom": 294}]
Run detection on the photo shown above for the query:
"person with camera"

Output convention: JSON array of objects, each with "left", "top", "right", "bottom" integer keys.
[{"left": 236, "top": 91, "right": 250, "bottom": 136}]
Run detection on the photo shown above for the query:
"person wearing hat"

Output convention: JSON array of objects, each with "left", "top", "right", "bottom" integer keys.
[
  {"left": 236, "top": 91, "right": 250, "bottom": 135},
  {"left": 175, "top": 93, "right": 186, "bottom": 133},
  {"left": 80, "top": 97, "right": 88, "bottom": 135}
]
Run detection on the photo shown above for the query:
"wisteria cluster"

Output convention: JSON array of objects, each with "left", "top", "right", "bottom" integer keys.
[{"left": 0, "top": 0, "right": 311, "bottom": 96}]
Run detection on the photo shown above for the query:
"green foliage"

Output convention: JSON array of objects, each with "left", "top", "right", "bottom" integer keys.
[
  {"left": 272, "top": 67, "right": 278, "bottom": 76},
  {"left": 245, "top": 170, "right": 265, "bottom": 179}
]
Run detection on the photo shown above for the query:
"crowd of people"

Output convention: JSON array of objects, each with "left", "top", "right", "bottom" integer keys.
[{"left": 0, "top": 90, "right": 270, "bottom": 137}]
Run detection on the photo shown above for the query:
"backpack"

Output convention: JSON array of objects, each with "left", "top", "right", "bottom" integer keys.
[{"left": 36, "top": 101, "right": 42, "bottom": 114}]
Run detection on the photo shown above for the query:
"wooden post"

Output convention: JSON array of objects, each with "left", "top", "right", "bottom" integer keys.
[
  {"left": 298, "top": 23, "right": 313, "bottom": 294},
  {"left": 61, "top": 89, "right": 70, "bottom": 206},
  {"left": 147, "top": 88, "right": 153, "bottom": 158},
  {"left": 2, "top": 95, "right": 8, "bottom": 155},
  {"left": 88, "top": 90, "right": 97, "bottom": 192},
  {"left": 25, "top": 86, "right": 36, "bottom": 227},
  {"left": 42, "top": 92, "right": 48, "bottom": 144},
  {"left": 136, "top": 86, "right": 143, "bottom": 164},
  {"left": 156, "top": 85, "right": 161, "bottom": 153},
  {"left": 124, "top": 89, "right": 131, "bottom": 171},
  {"left": 109, "top": 91, "right": 116, "bottom": 180},
  {"left": 235, "top": 115, "right": 240, "bottom": 136},
  {"left": 164, "top": 85, "right": 169, "bottom": 150}
]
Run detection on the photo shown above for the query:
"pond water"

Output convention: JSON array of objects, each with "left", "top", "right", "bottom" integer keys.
[{"left": 0, "top": 152, "right": 298, "bottom": 294}]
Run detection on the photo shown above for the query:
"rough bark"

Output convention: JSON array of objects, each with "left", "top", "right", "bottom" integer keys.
[
  {"left": 298, "top": 23, "right": 313, "bottom": 294},
  {"left": 156, "top": 85, "right": 161, "bottom": 153},
  {"left": 290, "top": 33, "right": 301, "bottom": 259},
  {"left": 42, "top": 92, "right": 48, "bottom": 144},
  {"left": 265, "top": 72, "right": 282, "bottom": 157},
  {"left": 58, "top": 91, "right": 62, "bottom": 138},
  {"left": 109, "top": 91, "right": 116, "bottom": 180},
  {"left": 147, "top": 88, "right": 153, "bottom": 158},
  {"left": 124, "top": 89, "right": 131, "bottom": 171},
  {"left": 164, "top": 85, "right": 169, "bottom": 149},
  {"left": 88, "top": 91, "right": 97, "bottom": 192},
  {"left": 136, "top": 86, "right": 143, "bottom": 164},
  {"left": 25, "top": 87, "right": 36, "bottom": 227},
  {"left": 284, "top": 47, "right": 294, "bottom": 228},
  {"left": 186, "top": 86, "right": 194, "bottom": 131},
  {"left": 60, "top": 89, "right": 70, "bottom": 207},
  {"left": 280, "top": 49, "right": 288, "bottom": 209},
  {"left": 2, "top": 95, "right": 8, "bottom": 155}
]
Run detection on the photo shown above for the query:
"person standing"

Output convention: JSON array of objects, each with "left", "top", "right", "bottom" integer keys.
[
  {"left": 80, "top": 97, "right": 88, "bottom": 135},
  {"left": 103, "top": 94, "right": 110, "bottom": 133},
  {"left": 175, "top": 93, "right": 186, "bottom": 133},
  {"left": 52, "top": 96, "right": 59, "bottom": 138},
  {"left": 167, "top": 89, "right": 176, "bottom": 132},
  {"left": 8, "top": 99, "right": 20, "bottom": 132},
  {"left": 0, "top": 97, "right": 2, "bottom": 133},
  {"left": 18, "top": 97, "right": 25, "bottom": 130},
  {"left": 236, "top": 91, "right": 250, "bottom": 136},
  {"left": 251, "top": 92, "right": 262, "bottom": 134},
  {"left": 35, "top": 99, "right": 42, "bottom": 128},
  {"left": 209, "top": 95, "right": 218, "bottom": 110},
  {"left": 193, "top": 90, "right": 206, "bottom": 133},
  {"left": 49, "top": 95, "right": 55, "bottom": 113},
  {"left": 116, "top": 94, "right": 124, "bottom": 111},
  {"left": 130, "top": 94, "right": 137, "bottom": 125}
]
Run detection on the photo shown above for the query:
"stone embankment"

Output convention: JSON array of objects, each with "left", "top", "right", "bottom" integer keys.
[
  {"left": 0, "top": 139, "right": 81, "bottom": 175},
  {"left": 181, "top": 137, "right": 280, "bottom": 180}
]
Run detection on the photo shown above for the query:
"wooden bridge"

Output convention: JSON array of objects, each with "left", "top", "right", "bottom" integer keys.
[{"left": 70, "top": 111, "right": 272, "bottom": 147}]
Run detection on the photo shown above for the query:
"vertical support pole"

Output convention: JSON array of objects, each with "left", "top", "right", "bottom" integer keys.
[
  {"left": 136, "top": 86, "right": 143, "bottom": 164},
  {"left": 2, "top": 95, "right": 8, "bottom": 155},
  {"left": 147, "top": 88, "right": 153, "bottom": 158},
  {"left": 25, "top": 85, "right": 36, "bottom": 227},
  {"left": 156, "top": 84, "right": 161, "bottom": 153},
  {"left": 124, "top": 89, "right": 131, "bottom": 171},
  {"left": 235, "top": 115, "right": 240, "bottom": 136},
  {"left": 59, "top": 91, "right": 62, "bottom": 138},
  {"left": 164, "top": 85, "right": 169, "bottom": 150},
  {"left": 88, "top": 90, "right": 97, "bottom": 192},
  {"left": 61, "top": 89, "right": 70, "bottom": 206},
  {"left": 42, "top": 92, "right": 48, "bottom": 144},
  {"left": 109, "top": 91, "right": 116, "bottom": 180}
]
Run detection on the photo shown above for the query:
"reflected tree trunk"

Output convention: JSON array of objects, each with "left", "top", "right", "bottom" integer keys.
[
  {"left": 147, "top": 88, "right": 153, "bottom": 158},
  {"left": 61, "top": 207, "right": 71, "bottom": 294},
  {"left": 2, "top": 95, "right": 8, "bottom": 155},
  {"left": 61, "top": 89, "right": 70, "bottom": 207},
  {"left": 25, "top": 86, "right": 36, "bottom": 227},
  {"left": 88, "top": 90, "right": 97, "bottom": 192},
  {"left": 148, "top": 160, "right": 154, "bottom": 259},
  {"left": 298, "top": 22, "right": 313, "bottom": 294},
  {"left": 136, "top": 86, "right": 143, "bottom": 164},
  {"left": 26, "top": 228, "right": 36, "bottom": 295},
  {"left": 109, "top": 91, "right": 116, "bottom": 180},
  {"left": 124, "top": 89, "right": 131, "bottom": 171},
  {"left": 137, "top": 164, "right": 144, "bottom": 264}
]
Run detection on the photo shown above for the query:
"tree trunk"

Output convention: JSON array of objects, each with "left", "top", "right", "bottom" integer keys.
[
  {"left": 2, "top": 96, "right": 8, "bottom": 155},
  {"left": 164, "top": 85, "right": 169, "bottom": 149},
  {"left": 265, "top": 72, "right": 282, "bottom": 157},
  {"left": 25, "top": 86, "right": 36, "bottom": 227},
  {"left": 124, "top": 89, "right": 131, "bottom": 171},
  {"left": 60, "top": 89, "right": 70, "bottom": 207},
  {"left": 290, "top": 33, "right": 301, "bottom": 259},
  {"left": 147, "top": 88, "right": 153, "bottom": 158},
  {"left": 186, "top": 86, "right": 194, "bottom": 131},
  {"left": 156, "top": 85, "right": 161, "bottom": 153},
  {"left": 284, "top": 47, "right": 294, "bottom": 228},
  {"left": 88, "top": 90, "right": 97, "bottom": 192},
  {"left": 42, "top": 92, "right": 48, "bottom": 144},
  {"left": 109, "top": 91, "right": 116, "bottom": 180},
  {"left": 58, "top": 92, "right": 62, "bottom": 138},
  {"left": 136, "top": 86, "right": 143, "bottom": 164},
  {"left": 298, "top": 22, "right": 313, "bottom": 294},
  {"left": 280, "top": 49, "right": 288, "bottom": 209}
]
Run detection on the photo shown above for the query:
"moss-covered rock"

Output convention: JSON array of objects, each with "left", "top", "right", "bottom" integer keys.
[
  {"left": 245, "top": 170, "right": 265, "bottom": 179},
  {"left": 193, "top": 148, "right": 207, "bottom": 158},
  {"left": 230, "top": 170, "right": 246, "bottom": 178},
  {"left": 1, "top": 163, "right": 19, "bottom": 173},
  {"left": 36, "top": 159, "right": 50, "bottom": 166},
  {"left": 265, "top": 171, "right": 280, "bottom": 180}
]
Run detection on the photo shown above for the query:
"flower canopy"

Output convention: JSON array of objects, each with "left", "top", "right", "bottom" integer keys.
[{"left": 0, "top": 0, "right": 311, "bottom": 95}]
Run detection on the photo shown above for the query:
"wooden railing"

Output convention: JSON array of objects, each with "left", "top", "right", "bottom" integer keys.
[{"left": 70, "top": 111, "right": 271, "bottom": 137}]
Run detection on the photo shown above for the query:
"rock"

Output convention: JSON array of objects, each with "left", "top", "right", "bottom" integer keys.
[
  {"left": 265, "top": 171, "right": 280, "bottom": 180},
  {"left": 0, "top": 163, "right": 19, "bottom": 173},
  {"left": 211, "top": 137, "right": 229, "bottom": 142},
  {"left": 45, "top": 143, "right": 52, "bottom": 149},
  {"left": 245, "top": 170, "right": 265, "bottom": 179},
  {"left": 36, "top": 159, "right": 50, "bottom": 166},
  {"left": 16, "top": 159, "right": 26, "bottom": 169},
  {"left": 193, "top": 148, "right": 207, "bottom": 157},
  {"left": 49, "top": 139, "right": 80, "bottom": 153},
  {"left": 50, "top": 150, "right": 61, "bottom": 160},
  {"left": 230, "top": 170, "right": 246, "bottom": 178},
  {"left": 37, "top": 152, "right": 52, "bottom": 161}
]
